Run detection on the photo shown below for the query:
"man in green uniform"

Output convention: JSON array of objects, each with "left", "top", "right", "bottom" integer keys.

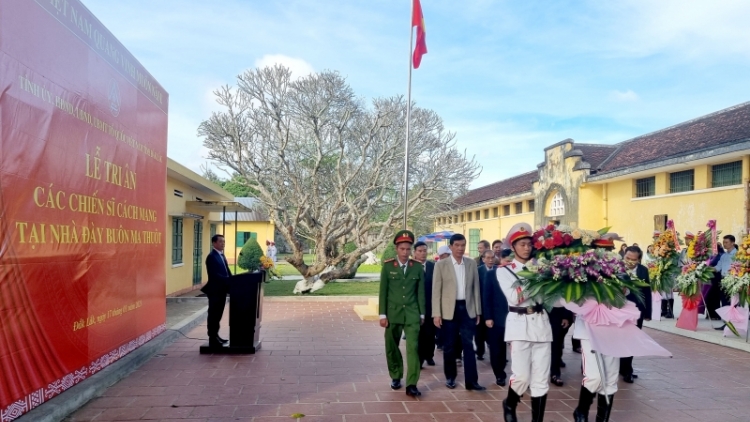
[{"left": 379, "top": 230, "right": 426, "bottom": 397}]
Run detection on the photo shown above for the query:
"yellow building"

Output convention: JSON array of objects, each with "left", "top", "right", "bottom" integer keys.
[
  {"left": 209, "top": 197, "right": 276, "bottom": 265},
  {"left": 436, "top": 102, "right": 750, "bottom": 255},
  {"left": 165, "top": 159, "right": 255, "bottom": 296}
]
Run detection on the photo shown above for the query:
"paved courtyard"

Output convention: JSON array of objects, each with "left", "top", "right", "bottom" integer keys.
[{"left": 67, "top": 300, "right": 750, "bottom": 422}]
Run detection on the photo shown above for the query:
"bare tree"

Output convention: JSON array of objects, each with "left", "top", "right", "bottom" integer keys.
[{"left": 199, "top": 65, "right": 480, "bottom": 293}]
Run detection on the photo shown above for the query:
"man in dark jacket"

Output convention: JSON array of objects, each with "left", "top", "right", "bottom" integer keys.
[
  {"left": 481, "top": 253, "right": 509, "bottom": 386},
  {"left": 201, "top": 234, "right": 232, "bottom": 347},
  {"left": 620, "top": 245, "right": 652, "bottom": 383},
  {"left": 475, "top": 250, "right": 496, "bottom": 361},
  {"left": 414, "top": 241, "right": 437, "bottom": 367}
]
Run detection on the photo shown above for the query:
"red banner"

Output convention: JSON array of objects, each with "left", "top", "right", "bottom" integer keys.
[{"left": 0, "top": 1, "right": 168, "bottom": 420}]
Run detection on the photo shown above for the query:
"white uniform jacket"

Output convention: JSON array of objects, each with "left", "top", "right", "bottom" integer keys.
[{"left": 496, "top": 259, "right": 553, "bottom": 342}]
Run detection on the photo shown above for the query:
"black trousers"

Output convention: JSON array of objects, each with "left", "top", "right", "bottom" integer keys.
[
  {"left": 475, "top": 317, "right": 487, "bottom": 357},
  {"left": 549, "top": 308, "right": 570, "bottom": 377},
  {"left": 418, "top": 319, "right": 436, "bottom": 362},
  {"left": 619, "top": 317, "right": 643, "bottom": 376},
  {"left": 442, "top": 301, "right": 478, "bottom": 384},
  {"left": 486, "top": 325, "right": 507, "bottom": 381},
  {"left": 206, "top": 293, "right": 227, "bottom": 338},
  {"left": 706, "top": 273, "right": 725, "bottom": 318}
]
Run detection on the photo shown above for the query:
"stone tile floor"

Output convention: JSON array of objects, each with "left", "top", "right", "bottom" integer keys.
[{"left": 67, "top": 301, "right": 750, "bottom": 422}]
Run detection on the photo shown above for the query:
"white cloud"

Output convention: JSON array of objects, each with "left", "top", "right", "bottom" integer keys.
[
  {"left": 254, "top": 54, "right": 315, "bottom": 78},
  {"left": 609, "top": 89, "right": 639, "bottom": 102}
]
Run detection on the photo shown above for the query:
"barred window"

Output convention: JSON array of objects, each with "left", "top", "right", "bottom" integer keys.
[
  {"left": 670, "top": 170, "right": 694, "bottom": 193},
  {"left": 515, "top": 202, "right": 523, "bottom": 214},
  {"left": 635, "top": 177, "right": 655, "bottom": 198},
  {"left": 712, "top": 161, "right": 742, "bottom": 188},
  {"left": 503, "top": 204, "right": 510, "bottom": 216},
  {"left": 475, "top": 211, "right": 480, "bottom": 220},
  {"left": 493, "top": 207, "right": 499, "bottom": 218},
  {"left": 484, "top": 209, "right": 489, "bottom": 219},
  {"left": 528, "top": 200, "right": 535, "bottom": 212}
]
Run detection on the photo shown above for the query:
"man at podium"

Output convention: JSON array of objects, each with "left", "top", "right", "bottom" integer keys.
[{"left": 201, "top": 234, "right": 232, "bottom": 347}]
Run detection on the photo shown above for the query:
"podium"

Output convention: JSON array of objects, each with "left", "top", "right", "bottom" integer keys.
[{"left": 200, "top": 271, "right": 264, "bottom": 354}]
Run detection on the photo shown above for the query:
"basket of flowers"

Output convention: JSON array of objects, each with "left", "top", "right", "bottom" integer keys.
[
  {"left": 718, "top": 233, "right": 750, "bottom": 336},
  {"left": 649, "top": 221, "right": 682, "bottom": 293},
  {"left": 519, "top": 225, "right": 648, "bottom": 308},
  {"left": 675, "top": 220, "right": 719, "bottom": 330}
]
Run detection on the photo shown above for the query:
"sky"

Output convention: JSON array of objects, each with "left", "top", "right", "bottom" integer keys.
[{"left": 83, "top": 0, "right": 750, "bottom": 189}]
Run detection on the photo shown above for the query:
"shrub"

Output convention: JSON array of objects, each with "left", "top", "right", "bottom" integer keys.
[
  {"left": 237, "top": 237, "right": 264, "bottom": 272},
  {"left": 381, "top": 242, "right": 396, "bottom": 262}
]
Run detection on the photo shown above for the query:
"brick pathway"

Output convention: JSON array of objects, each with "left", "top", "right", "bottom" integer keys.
[{"left": 67, "top": 301, "right": 750, "bottom": 422}]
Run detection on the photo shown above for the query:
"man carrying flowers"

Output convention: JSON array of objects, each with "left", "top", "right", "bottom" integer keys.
[{"left": 497, "top": 223, "right": 553, "bottom": 422}]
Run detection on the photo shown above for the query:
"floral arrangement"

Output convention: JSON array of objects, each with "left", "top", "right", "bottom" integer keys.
[
  {"left": 531, "top": 224, "right": 606, "bottom": 259},
  {"left": 677, "top": 220, "right": 720, "bottom": 308},
  {"left": 518, "top": 248, "right": 648, "bottom": 308},
  {"left": 675, "top": 261, "right": 713, "bottom": 297},
  {"left": 649, "top": 224, "right": 682, "bottom": 293},
  {"left": 721, "top": 234, "right": 750, "bottom": 308},
  {"left": 260, "top": 255, "right": 280, "bottom": 280}
]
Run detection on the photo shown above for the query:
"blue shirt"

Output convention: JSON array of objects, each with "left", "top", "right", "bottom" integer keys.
[{"left": 717, "top": 248, "right": 737, "bottom": 276}]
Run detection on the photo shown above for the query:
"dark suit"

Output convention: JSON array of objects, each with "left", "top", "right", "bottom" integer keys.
[
  {"left": 418, "top": 261, "right": 436, "bottom": 363},
  {"left": 475, "top": 264, "right": 494, "bottom": 358},
  {"left": 620, "top": 263, "right": 652, "bottom": 377},
  {"left": 549, "top": 307, "right": 573, "bottom": 378},
  {"left": 201, "top": 249, "right": 232, "bottom": 339},
  {"left": 481, "top": 267, "right": 509, "bottom": 381}
]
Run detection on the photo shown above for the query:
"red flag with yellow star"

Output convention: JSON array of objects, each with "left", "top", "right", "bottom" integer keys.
[{"left": 412, "top": 0, "right": 427, "bottom": 68}]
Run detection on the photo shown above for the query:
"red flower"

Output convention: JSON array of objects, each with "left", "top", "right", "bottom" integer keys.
[
  {"left": 534, "top": 241, "right": 544, "bottom": 249},
  {"left": 543, "top": 238, "right": 555, "bottom": 249},
  {"left": 546, "top": 224, "right": 556, "bottom": 231},
  {"left": 533, "top": 230, "right": 545, "bottom": 239},
  {"left": 562, "top": 233, "right": 573, "bottom": 246},
  {"left": 552, "top": 231, "right": 563, "bottom": 246}
]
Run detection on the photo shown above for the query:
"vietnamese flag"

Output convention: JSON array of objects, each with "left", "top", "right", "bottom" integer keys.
[{"left": 412, "top": 0, "right": 427, "bottom": 68}]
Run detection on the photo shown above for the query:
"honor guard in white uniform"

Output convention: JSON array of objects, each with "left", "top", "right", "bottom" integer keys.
[
  {"left": 497, "top": 223, "right": 553, "bottom": 422},
  {"left": 571, "top": 317, "right": 619, "bottom": 422}
]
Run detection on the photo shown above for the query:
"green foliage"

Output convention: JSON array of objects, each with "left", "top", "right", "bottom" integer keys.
[
  {"left": 222, "top": 174, "right": 258, "bottom": 197},
  {"left": 381, "top": 243, "right": 396, "bottom": 262},
  {"left": 237, "top": 237, "right": 264, "bottom": 271}
]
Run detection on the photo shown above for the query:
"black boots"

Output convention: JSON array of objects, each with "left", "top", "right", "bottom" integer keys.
[
  {"left": 666, "top": 299, "right": 675, "bottom": 319},
  {"left": 660, "top": 299, "right": 668, "bottom": 317},
  {"left": 503, "top": 388, "right": 520, "bottom": 422},
  {"left": 596, "top": 393, "right": 614, "bottom": 422},
  {"left": 531, "top": 395, "right": 547, "bottom": 422},
  {"left": 573, "top": 386, "right": 595, "bottom": 421}
]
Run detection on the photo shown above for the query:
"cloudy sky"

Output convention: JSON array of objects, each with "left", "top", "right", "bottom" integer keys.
[{"left": 84, "top": 0, "right": 750, "bottom": 188}]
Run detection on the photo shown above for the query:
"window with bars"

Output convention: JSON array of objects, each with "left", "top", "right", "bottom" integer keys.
[
  {"left": 712, "top": 161, "right": 742, "bottom": 188},
  {"left": 503, "top": 204, "right": 510, "bottom": 216},
  {"left": 467, "top": 212, "right": 472, "bottom": 222},
  {"left": 670, "top": 170, "right": 694, "bottom": 193},
  {"left": 549, "top": 192, "right": 565, "bottom": 216},
  {"left": 172, "top": 217, "right": 183, "bottom": 264},
  {"left": 528, "top": 200, "right": 535, "bottom": 212},
  {"left": 493, "top": 207, "right": 499, "bottom": 217},
  {"left": 635, "top": 177, "right": 655, "bottom": 198},
  {"left": 515, "top": 202, "right": 523, "bottom": 214},
  {"left": 475, "top": 211, "right": 480, "bottom": 220},
  {"left": 484, "top": 209, "right": 489, "bottom": 219}
]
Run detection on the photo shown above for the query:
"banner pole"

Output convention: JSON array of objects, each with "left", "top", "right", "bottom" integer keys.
[{"left": 402, "top": 2, "right": 414, "bottom": 230}]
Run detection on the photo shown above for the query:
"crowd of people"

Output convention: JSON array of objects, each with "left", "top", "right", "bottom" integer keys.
[
  {"left": 625, "top": 231, "right": 737, "bottom": 325},
  {"left": 378, "top": 225, "right": 654, "bottom": 422}
]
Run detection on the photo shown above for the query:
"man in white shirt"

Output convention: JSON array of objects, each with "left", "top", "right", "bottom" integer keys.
[
  {"left": 432, "top": 234, "right": 485, "bottom": 391},
  {"left": 497, "top": 223, "right": 553, "bottom": 422}
]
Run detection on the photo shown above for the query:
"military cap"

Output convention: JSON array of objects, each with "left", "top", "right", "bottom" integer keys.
[
  {"left": 505, "top": 222, "right": 533, "bottom": 246},
  {"left": 685, "top": 231, "right": 695, "bottom": 239},
  {"left": 393, "top": 230, "right": 415, "bottom": 245},
  {"left": 652, "top": 230, "right": 662, "bottom": 238}
]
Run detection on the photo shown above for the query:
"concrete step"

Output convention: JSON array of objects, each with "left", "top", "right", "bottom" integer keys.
[{"left": 353, "top": 304, "right": 379, "bottom": 321}]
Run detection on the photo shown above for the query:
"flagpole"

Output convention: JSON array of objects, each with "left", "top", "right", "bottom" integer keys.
[{"left": 402, "top": 5, "right": 414, "bottom": 230}]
